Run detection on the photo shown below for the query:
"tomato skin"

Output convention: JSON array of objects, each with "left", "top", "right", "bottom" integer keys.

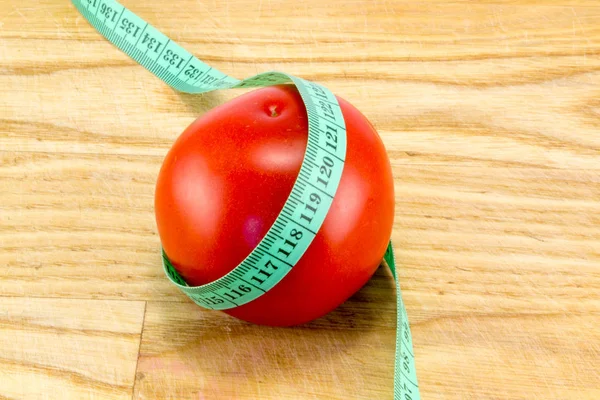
[{"left": 155, "top": 85, "right": 394, "bottom": 326}]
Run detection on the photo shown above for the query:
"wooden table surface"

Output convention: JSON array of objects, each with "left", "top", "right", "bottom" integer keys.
[{"left": 2, "top": 0, "right": 600, "bottom": 399}]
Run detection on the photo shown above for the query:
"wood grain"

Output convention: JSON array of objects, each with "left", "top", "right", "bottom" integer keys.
[
  {"left": 0, "top": 298, "right": 145, "bottom": 400},
  {"left": 1, "top": 0, "right": 599, "bottom": 399}
]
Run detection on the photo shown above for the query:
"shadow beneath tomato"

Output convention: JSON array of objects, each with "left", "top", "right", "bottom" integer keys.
[
  {"left": 303, "top": 265, "right": 397, "bottom": 331},
  {"left": 136, "top": 264, "right": 398, "bottom": 398}
]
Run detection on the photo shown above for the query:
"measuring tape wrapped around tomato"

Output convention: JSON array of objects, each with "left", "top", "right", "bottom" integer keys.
[
  {"left": 71, "top": 0, "right": 420, "bottom": 398},
  {"left": 155, "top": 84, "right": 395, "bottom": 327}
]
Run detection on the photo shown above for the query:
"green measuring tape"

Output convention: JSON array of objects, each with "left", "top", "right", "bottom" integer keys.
[{"left": 71, "top": 0, "right": 419, "bottom": 398}]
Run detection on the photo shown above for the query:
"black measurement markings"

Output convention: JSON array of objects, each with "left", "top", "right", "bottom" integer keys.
[
  {"left": 219, "top": 283, "right": 254, "bottom": 303},
  {"left": 309, "top": 93, "right": 339, "bottom": 107},
  {"left": 280, "top": 207, "right": 293, "bottom": 218},
  {"left": 134, "top": 23, "right": 149, "bottom": 47},
  {"left": 400, "top": 382, "right": 417, "bottom": 400},
  {"left": 289, "top": 191, "right": 303, "bottom": 203},
  {"left": 84, "top": 0, "right": 99, "bottom": 9},
  {"left": 230, "top": 264, "right": 249, "bottom": 278},
  {"left": 272, "top": 219, "right": 286, "bottom": 235},
  {"left": 305, "top": 145, "right": 318, "bottom": 159},
  {"left": 307, "top": 155, "right": 336, "bottom": 188},
  {"left": 162, "top": 47, "right": 187, "bottom": 70},
  {"left": 264, "top": 252, "right": 293, "bottom": 268},
  {"left": 286, "top": 197, "right": 299, "bottom": 207},
  {"left": 306, "top": 81, "right": 330, "bottom": 100},
  {"left": 401, "top": 338, "right": 415, "bottom": 358},
  {"left": 307, "top": 133, "right": 345, "bottom": 162},
  {"left": 174, "top": 54, "right": 194, "bottom": 79},
  {"left": 319, "top": 115, "right": 345, "bottom": 131},
  {"left": 246, "top": 254, "right": 261, "bottom": 267},
  {"left": 111, "top": 7, "right": 125, "bottom": 31},
  {"left": 309, "top": 120, "right": 345, "bottom": 157},
  {"left": 98, "top": 2, "right": 120, "bottom": 24},
  {"left": 247, "top": 242, "right": 293, "bottom": 269},
  {"left": 297, "top": 164, "right": 312, "bottom": 181},
  {"left": 316, "top": 144, "right": 344, "bottom": 163},
  {"left": 197, "top": 71, "right": 223, "bottom": 87},
  {"left": 198, "top": 291, "right": 237, "bottom": 307},
  {"left": 268, "top": 222, "right": 308, "bottom": 262},
  {"left": 191, "top": 66, "right": 211, "bottom": 84},
  {"left": 248, "top": 256, "right": 284, "bottom": 286},
  {"left": 296, "top": 174, "right": 334, "bottom": 199},
  {"left": 209, "top": 75, "right": 229, "bottom": 87},
  {"left": 302, "top": 159, "right": 317, "bottom": 170},
  {"left": 141, "top": 32, "right": 166, "bottom": 56},
  {"left": 118, "top": 17, "right": 143, "bottom": 38},
  {"left": 307, "top": 103, "right": 345, "bottom": 131},
  {"left": 155, "top": 38, "right": 170, "bottom": 60},
  {"left": 239, "top": 277, "right": 266, "bottom": 292},
  {"left": 279, "top": 214, "right": 317, "bottom": 236},
  {"left": 261, "top": 235, "right": 276, "bottom": 247},
  {"left": 399, "top": 369, "right": 418, "bottom": 389}
]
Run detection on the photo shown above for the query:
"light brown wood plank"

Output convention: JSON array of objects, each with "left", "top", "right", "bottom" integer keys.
[
  {"left": 418, "top": 312, "right": 600, "bottom": 399},
  {"left": 0, "top": 298, "right": 145, "bottom": 400},
  {"left": 0, "top": 151, "right": 175, "bottom": 301}
]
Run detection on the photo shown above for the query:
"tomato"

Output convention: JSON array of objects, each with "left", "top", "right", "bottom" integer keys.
[{"left": 155, "top": 85, "right": 394, "bottom": 326}]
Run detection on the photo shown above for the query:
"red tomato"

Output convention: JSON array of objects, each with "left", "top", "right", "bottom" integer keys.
[{"left": 155, "top": 85, "right": 394, "bottom": 326}]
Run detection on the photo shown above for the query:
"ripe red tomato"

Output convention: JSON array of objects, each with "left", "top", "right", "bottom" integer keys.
[{"left": 155, "top": 85, "right": 394, "bottom": 326}]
